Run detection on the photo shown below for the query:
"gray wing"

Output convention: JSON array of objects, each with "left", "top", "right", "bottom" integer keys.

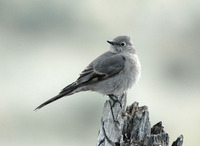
[
  {"left": 35, "top": 52, "right": 126, "bottom": 110},
  {"left": 76, "top": 53, "right": 126, "bottom": 84}
]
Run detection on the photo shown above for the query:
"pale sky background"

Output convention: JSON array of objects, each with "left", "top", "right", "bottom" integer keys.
[{"left": 0, "top": 0, "right": 200, "bottom": 146}]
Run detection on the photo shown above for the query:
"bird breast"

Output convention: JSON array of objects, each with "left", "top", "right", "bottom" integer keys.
[{"left": 125, "top": 54, "right": 141, "bottom": 89}]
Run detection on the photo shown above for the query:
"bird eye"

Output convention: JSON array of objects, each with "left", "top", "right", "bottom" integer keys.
[{"left": 120, "top": 42, "right": 126, "bottom": 46}]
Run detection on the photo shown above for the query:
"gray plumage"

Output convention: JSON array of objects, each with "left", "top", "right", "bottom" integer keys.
[{"left": 35, "top": 36, "right": 141, "bottom": 110}]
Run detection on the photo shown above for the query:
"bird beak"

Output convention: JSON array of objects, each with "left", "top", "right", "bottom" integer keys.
[{"left": 107, "top": 40, "right": 116, "bottom": 45}]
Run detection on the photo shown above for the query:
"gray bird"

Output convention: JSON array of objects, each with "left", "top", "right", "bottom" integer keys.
[{"left": 35, "top": 36, "right": 141, "bottom": 110}]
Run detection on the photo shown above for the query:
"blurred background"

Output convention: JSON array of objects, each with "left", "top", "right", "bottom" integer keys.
[{"left": 0, "top": 0, "right": 200, "bottom": 145}]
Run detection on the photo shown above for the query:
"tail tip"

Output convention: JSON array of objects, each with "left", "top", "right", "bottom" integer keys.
[
  {"left": 34, "top": 107, "right": 39, "bottom": 111},
  {"left": 34, "top": 105, "right": 43, "bottom": 111}
]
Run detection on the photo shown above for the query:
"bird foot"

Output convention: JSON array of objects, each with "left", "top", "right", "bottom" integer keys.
[
  {"left": 109, "top": 94, "right": 122, "bottom": 108},
  {"left": 108, "top": 94, "right": 122, "bottom": 123}
]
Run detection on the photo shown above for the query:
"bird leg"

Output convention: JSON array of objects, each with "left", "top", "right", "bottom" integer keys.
[
  {"left": 108, "top": 94, "right": 122, "bottom": 123},
  {"left": 109, "top": 94, "right": 122, "bottom": 108}
]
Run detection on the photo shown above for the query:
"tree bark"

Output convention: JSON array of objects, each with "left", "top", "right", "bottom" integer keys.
[{"left": 97, "top": 94, "right": 183, "bottom": 146}]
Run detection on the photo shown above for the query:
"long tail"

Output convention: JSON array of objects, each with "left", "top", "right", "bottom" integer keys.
[{"left": 35, "top": 82, "right": 78, "bottom": 110}]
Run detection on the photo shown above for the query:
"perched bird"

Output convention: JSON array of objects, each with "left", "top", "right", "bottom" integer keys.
[{"left": 35, "top": 36, "right": 141, "bottom": 110}]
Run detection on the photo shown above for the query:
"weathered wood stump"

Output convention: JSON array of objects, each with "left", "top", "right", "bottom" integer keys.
[{"left": 97, "top": 94, "right": 183, "bottom": 146}]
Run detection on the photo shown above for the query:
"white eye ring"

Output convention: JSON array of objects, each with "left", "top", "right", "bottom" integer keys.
[{"left": 120, "top": 42, "right": 126, "bottom": 46}]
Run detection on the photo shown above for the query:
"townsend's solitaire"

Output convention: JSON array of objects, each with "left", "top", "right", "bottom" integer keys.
[{"left": 35, "top": 35, "right": 141, "bottom": 110}]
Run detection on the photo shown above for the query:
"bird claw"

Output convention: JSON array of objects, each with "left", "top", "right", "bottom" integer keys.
[
  {"left": 108, "top": 94, "right": 122, "bottom": 123},
  {"left": 109, "top": 94, "right": 122, "bottom": 108}
]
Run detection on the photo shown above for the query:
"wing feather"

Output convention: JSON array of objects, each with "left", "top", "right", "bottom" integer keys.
[{"left": 77, "top": 54, "right": 125, "bottom": 84}]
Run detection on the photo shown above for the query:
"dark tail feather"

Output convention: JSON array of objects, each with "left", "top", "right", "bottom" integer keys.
[
  {"left": 34, "top": 82, "right": 78, "bottom": 111},
  {"left": 34, "top": 92, "right": 67, "bottom": 111}
]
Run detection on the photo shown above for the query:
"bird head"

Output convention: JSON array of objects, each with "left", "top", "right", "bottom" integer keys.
[{"left": 107, "top": 36, "right": 135, "bottom": 53}]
